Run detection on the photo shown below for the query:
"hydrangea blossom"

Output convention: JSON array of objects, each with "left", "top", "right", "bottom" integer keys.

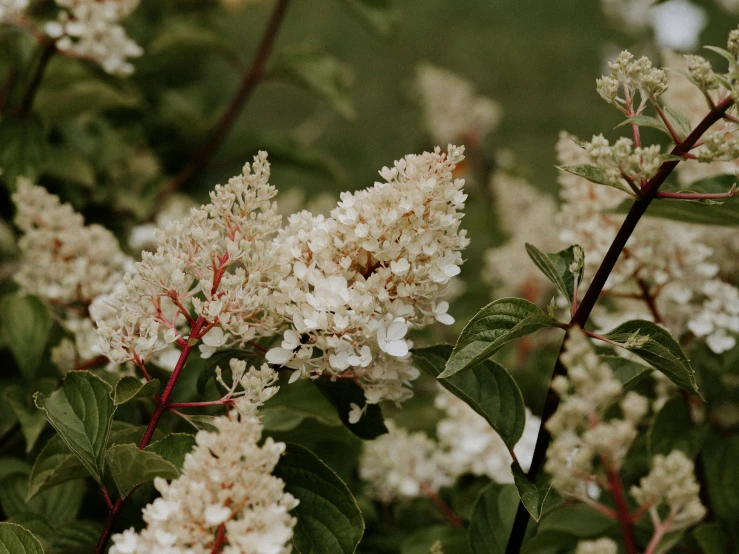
[
  {"left": 45, "top": 0, "right": 143, "bottom": 76},
  {"left": 266, "top": 146, "right": 469, "bottom": 406},
  {"left": 97, "top": 152, "right": 284, "bottom": 366},
  {"left": 109, "top": 364, "right": 299, "bottom": 554},
  {"left": 575, "top": 538, "right": 618, "bottom": 554},
  {"left": 415, "top": 63, "right": 501, "bottom": 146}
]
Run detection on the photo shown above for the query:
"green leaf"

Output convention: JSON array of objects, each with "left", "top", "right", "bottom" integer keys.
[
  {"left": 511, "top": 462, "right": 550, "bottom": 522},
  {"left": 556, "top": 163, "right": 632, "bottom": 194},
  {"left": 522, "top": 503, "right": 618, "bottom": 552},
  {"left": 648, "top": 397, "right": 704, "bottom": 458},
  {"left": 273, "top": 444, "right": 363, "bottom": 554},
  {"left": 601, "top": 356, "right": 651, "bottom": 392},
  {"left": 176, "top": 413, "right": 219, "bottom": 433},
  {"left": 0, "top": 116, "right": 46, "bottom": 189},
  {"left": 662, "top": 106, "right": 692, "bottom": 139},
  {"left": 314, "top": 378, "right": 387, "bottom": 440},
  {"left": 268, "top": 47, "right": 355, "bottom": 119},
  {"left": 0, "top": 294, "right": 52, "bottom": 380},
  {"left": 0, "top": 522, "right": 44, "bottom": 554},
  {"left": 691, "top": 523, "right": 729, "bottom": 554},
  {"left": 616, "top": 114, "right": 670, "bottom": 136},
  {"left": 602, "top": 320, "right": 699, "bottom": 396},
  {"left": 6, "top": 515, "right": 52, "bottom": 551},
  {"left": 524, "top": 243, "right": 584, "bottom": 308},
  {"left": 468, "top": 483, "right": 519, "bottom": 554},
  {"left": 337, "top": 0, "right": 398, "bottom": 36},
  {"left": 3, "top": 386, "right": 48, "bottom": 453},
  {"left": 401, "top": 526, "right": 469, "bottom": 554},
  {"left": 113, "top": 377, "right": 160, "bottom": 406},
  {"left": 27, "top": 435, "right": 86, "bottom": 501},
  {"left": 33, "top": 371, "right": 116, "bottom": 484},
  {"left": 143, "top": 433, "right": 196, "bottom": 472},
  {"left": 34, "top": 79, "right": 140, "bottom": 120},
  {"left": 610, "top": 175, "right": 739, "bottom": 226},
  {"left": 704, "top": 435, "right": 739, "bottom": 524},
  {"left": 48, "top": 520, "right": 102, "bottom": 554},
  {"left": 41, "top": 145, "right": 96, "bottom": 188},
  {"left": 441, "top": 298, "right": 562, "bottom": 379},
  {"left": 106, "top": 443, "right": 179, "bottom": 498},
  {"left": 412, "top": 345, "right": 526, "bottom": 448},
  {"left": 703, "top": 46, "right": 738, "bottom": 69},
  {"left": 262, "top": 377, "right": 343, "bottom": 432}
]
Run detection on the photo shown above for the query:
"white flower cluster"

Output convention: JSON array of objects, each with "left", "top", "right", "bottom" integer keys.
[
  {"left": 575, "top": 538, "right": 618, "bottom": 554},
  {"left": 266, "top": 146, "right": 469, "bottom": 405},
  {"left": 584, "top": 134, "right": 663, "bottom": 194},
  {"left": 110, "top": 364, "right": 299, "bottom": 554},
  {"left": 97, "top": 152, "right": 284, "bottom": 366},
  {"left": 631, "top": 450, "right": 706, "bottom": 530},
  {"left": 359, "top": 388, "right": 540, "bottom": 502},
  {"left": 0, "top": 0, "right": 27, "bottom": 22},
  {"left": 545, "top": 328, "right": 650, "bottom": 497},
  {"left": 415, "top": 63, "right": 501, "bottom": 146},
  {"left": 45, "top": 0, "right": 143, "bottom": 76},
  {"left": 596, "top": 50, "right": 668, "bottom": 106},
  {"left": 484, "top": 171, "right": 559, "bottom": 301},
  {"left": 12, "top": 180, "right": 131, "bottom": 371},
  {"left": 556, "top": 132, "right": 739, "bottom": 353}
]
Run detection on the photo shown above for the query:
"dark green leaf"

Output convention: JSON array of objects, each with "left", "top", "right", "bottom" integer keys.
[
  {"left": 469, "top": 483, "right": 519, "bottom": 554},
  {"left": 6, "top": 515, "right": 52, "bottom": 551},
  {"left": 314, "top": 378, "right": 387, "bottom": 440},
  {"left": 0, "top": 522, "right": 44, "bottom": 554},
  {"left": 441, "top": 298, "right": 562, "bottom": 379},
  {"left": 274, "top": 444, "right": 363, "bottom": 554},
  {"left": 143, "top": 433, "right": 196, "bottom": 472},
  {"left": 262, "top": 377, "right": 342, "bottom": 432},
  {"left": 511, "top": 462, "right": 550, "bottom": 522},
  {"left": 48, "top": 520, "right": 102, "bottom": 554},
  {"left": 649, "top": 397, "right": 704, "bottom": 458},
  {"left": 401, "top": 526, "right": 470, "bottom": 554},
  {"left": 4, "top": 386, "right": 48, "bottom": 453},
  {"left": 27, "top": 435, "right": 86, "bottom": 501},
  {"left": 691, "top": 523, "right": 729, "bottom": 554},
  {"left": 704, "top": 435, "right": 739, "bottom": 524},
  {"left": 34, "top": 80, "right": 140, "bottom": 120},
  {"left": 268, "top": 47, "right": 355, "bottom": 119},
  {"left": 412, "top": 345, "right": 526, "bottom": 448},
  {"left": 176, "top": 413, "right": 219, "bottom": 433},
  {"left": 34, "top": 371, "right": 116, "bottom": 484},
  {"left": 601, "top": 356, "right": 651, "bottom": 392},
  {"left": 556, "top": 164, "right": 632, "bottom": 194},
  {"left": 41, "top": 145, "right": 95, "bottom": 188},
  {"left": 525, "top": 243, "right": 584, "bottom": 308},
  {"left": 662, "top": 106, "right": 691, "bottom": 139},
  {"left": 0, "top": 116, "right": 46, "bottom": 188},
  {"left": 602, "top": 319, "right": 699, "bottom": 396},
  {"left": 0, "top": 294, "right": 52, "bottom": 380},
  {"left": 616, "top": 114, "right": 670, "bottom": 136},
  {"left": 106, "top": 443, "right": 179, "bottom": 498},
  {"left": 522, "top": 503, "right": 618, "bottom": 552},
  {"left": 113, "top": 377, "right": 160, "bottom": 406},
  {"left": 337, "top": 0, "right": 398, "bottom": 36}
]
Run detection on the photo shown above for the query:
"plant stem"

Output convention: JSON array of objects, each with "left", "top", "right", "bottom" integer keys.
[
  {"left": 0, "top": 65, "right": 18, "bottom": 114},
  {"left": 607, "top": 467, "right": 638, "bottom": 554},
  {"left": 504, "top": 96, "right": 734, "bottom": 554},
  {"left": 636, "top": 279, "right": 663, "bottom": 324},
  {"left": 656, "top": 189, "right": 737, "bottom": 200},
  {"left": 210, "top": 523, "right": 227, "bottom": 553},
  {"left": 17, "top": 39, "right": 55, "bottom": 118},
  {"left": 423, "top": 487, "right": 464, "bottom": 528},
  {"left": 644, "top": 518, "right": 672, "bottom": 554},
  {"left": 153, "top": 0, "right": 291, "bottom": 212}
]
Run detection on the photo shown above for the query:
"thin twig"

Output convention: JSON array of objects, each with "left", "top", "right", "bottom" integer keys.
[
  {"left": 17, "top": 39, "right": 55, "bottom": 118},
  {"left": 153, "top": 0, "right": 292, "bottom": 213}
]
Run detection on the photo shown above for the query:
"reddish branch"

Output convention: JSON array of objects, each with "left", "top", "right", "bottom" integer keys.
[
  {"left": 154, "top": 0, "right": 292, "bottom": 212},
  {"left": 505, "top": 96, "right": 734, "bottom": 554},
  {"left": 607, "top": 467, "right": 638, "bottom": 554},
  {"left": 210, "top": 523, "right": 227, "bottom": 554}
]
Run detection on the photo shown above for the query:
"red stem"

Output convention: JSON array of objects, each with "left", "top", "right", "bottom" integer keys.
[
  {"left": 168, "top": 398, "right": 231, "bottom": 409},
  {"left": 644, "top": 518, "right": 672, "bottom": 554},
  {"left": 423, "top": 487, "right": 464, "bottom": 528},
  {"left": 153, "top": 0, "right": 292, "bottom": 212},
  {"left": 210, "top": 524, "right": 227, "bottom": 554},
  {"left": 505, "top": 96, "right": 734, "bottom": 554},
  {"left": 607, "top": 467, "right": 638, "bottom": 554},
  {"left": 657, "top": 190, "right": 737, "bottom": 200}
]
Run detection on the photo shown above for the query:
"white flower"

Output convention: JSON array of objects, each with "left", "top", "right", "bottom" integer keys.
[
  {"left": 649, "top": 0, "right": 707, "bottom": 52},
  {"left": 377, "top": 318, "right": 409, "bottom": 357},
  {"left": 432, "top": 301, "right": 454, "bottom": 325}
]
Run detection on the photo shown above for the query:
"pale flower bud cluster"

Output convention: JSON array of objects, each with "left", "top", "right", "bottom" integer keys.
[
  {"left": 109, "top": 380, "right": 298, "bottom": 554},
  {"left": 694, "top": 130, "right": 739, "bottom": 162},
  {"left": 359, "top": 388, "right": 540, "bottom": 502},
  {"left": 631, "top": 450, "right": 706, "bottom": 530},
  {"left": 583, "top": 134, "right": 663, "bottom": 193},
  {"left": 97, "top": 152, "right": 284, "bottom": 365},
  {"left": 597, "top": 50, "right": 668, "bottom": 105},
  {"left": 556, "top": 132, "right": 739, "bottom": 353},
  {"left": 575, "top": 538, "right": 618, "bottom": 554},
  {"left": 685, "top": 55, "right": 720, "bottom": 92},
  {"left": 415, "top": 63, "right": 501, "bottom": 146},
  {"left": 545, "top": 329, "right": 649, "bottom": 497},
  {"left": 45, "top": 0, "right": 143, "bottom": 76},
  {"left": 266, "top": 146, "right": 469, "bottom": 406}
]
